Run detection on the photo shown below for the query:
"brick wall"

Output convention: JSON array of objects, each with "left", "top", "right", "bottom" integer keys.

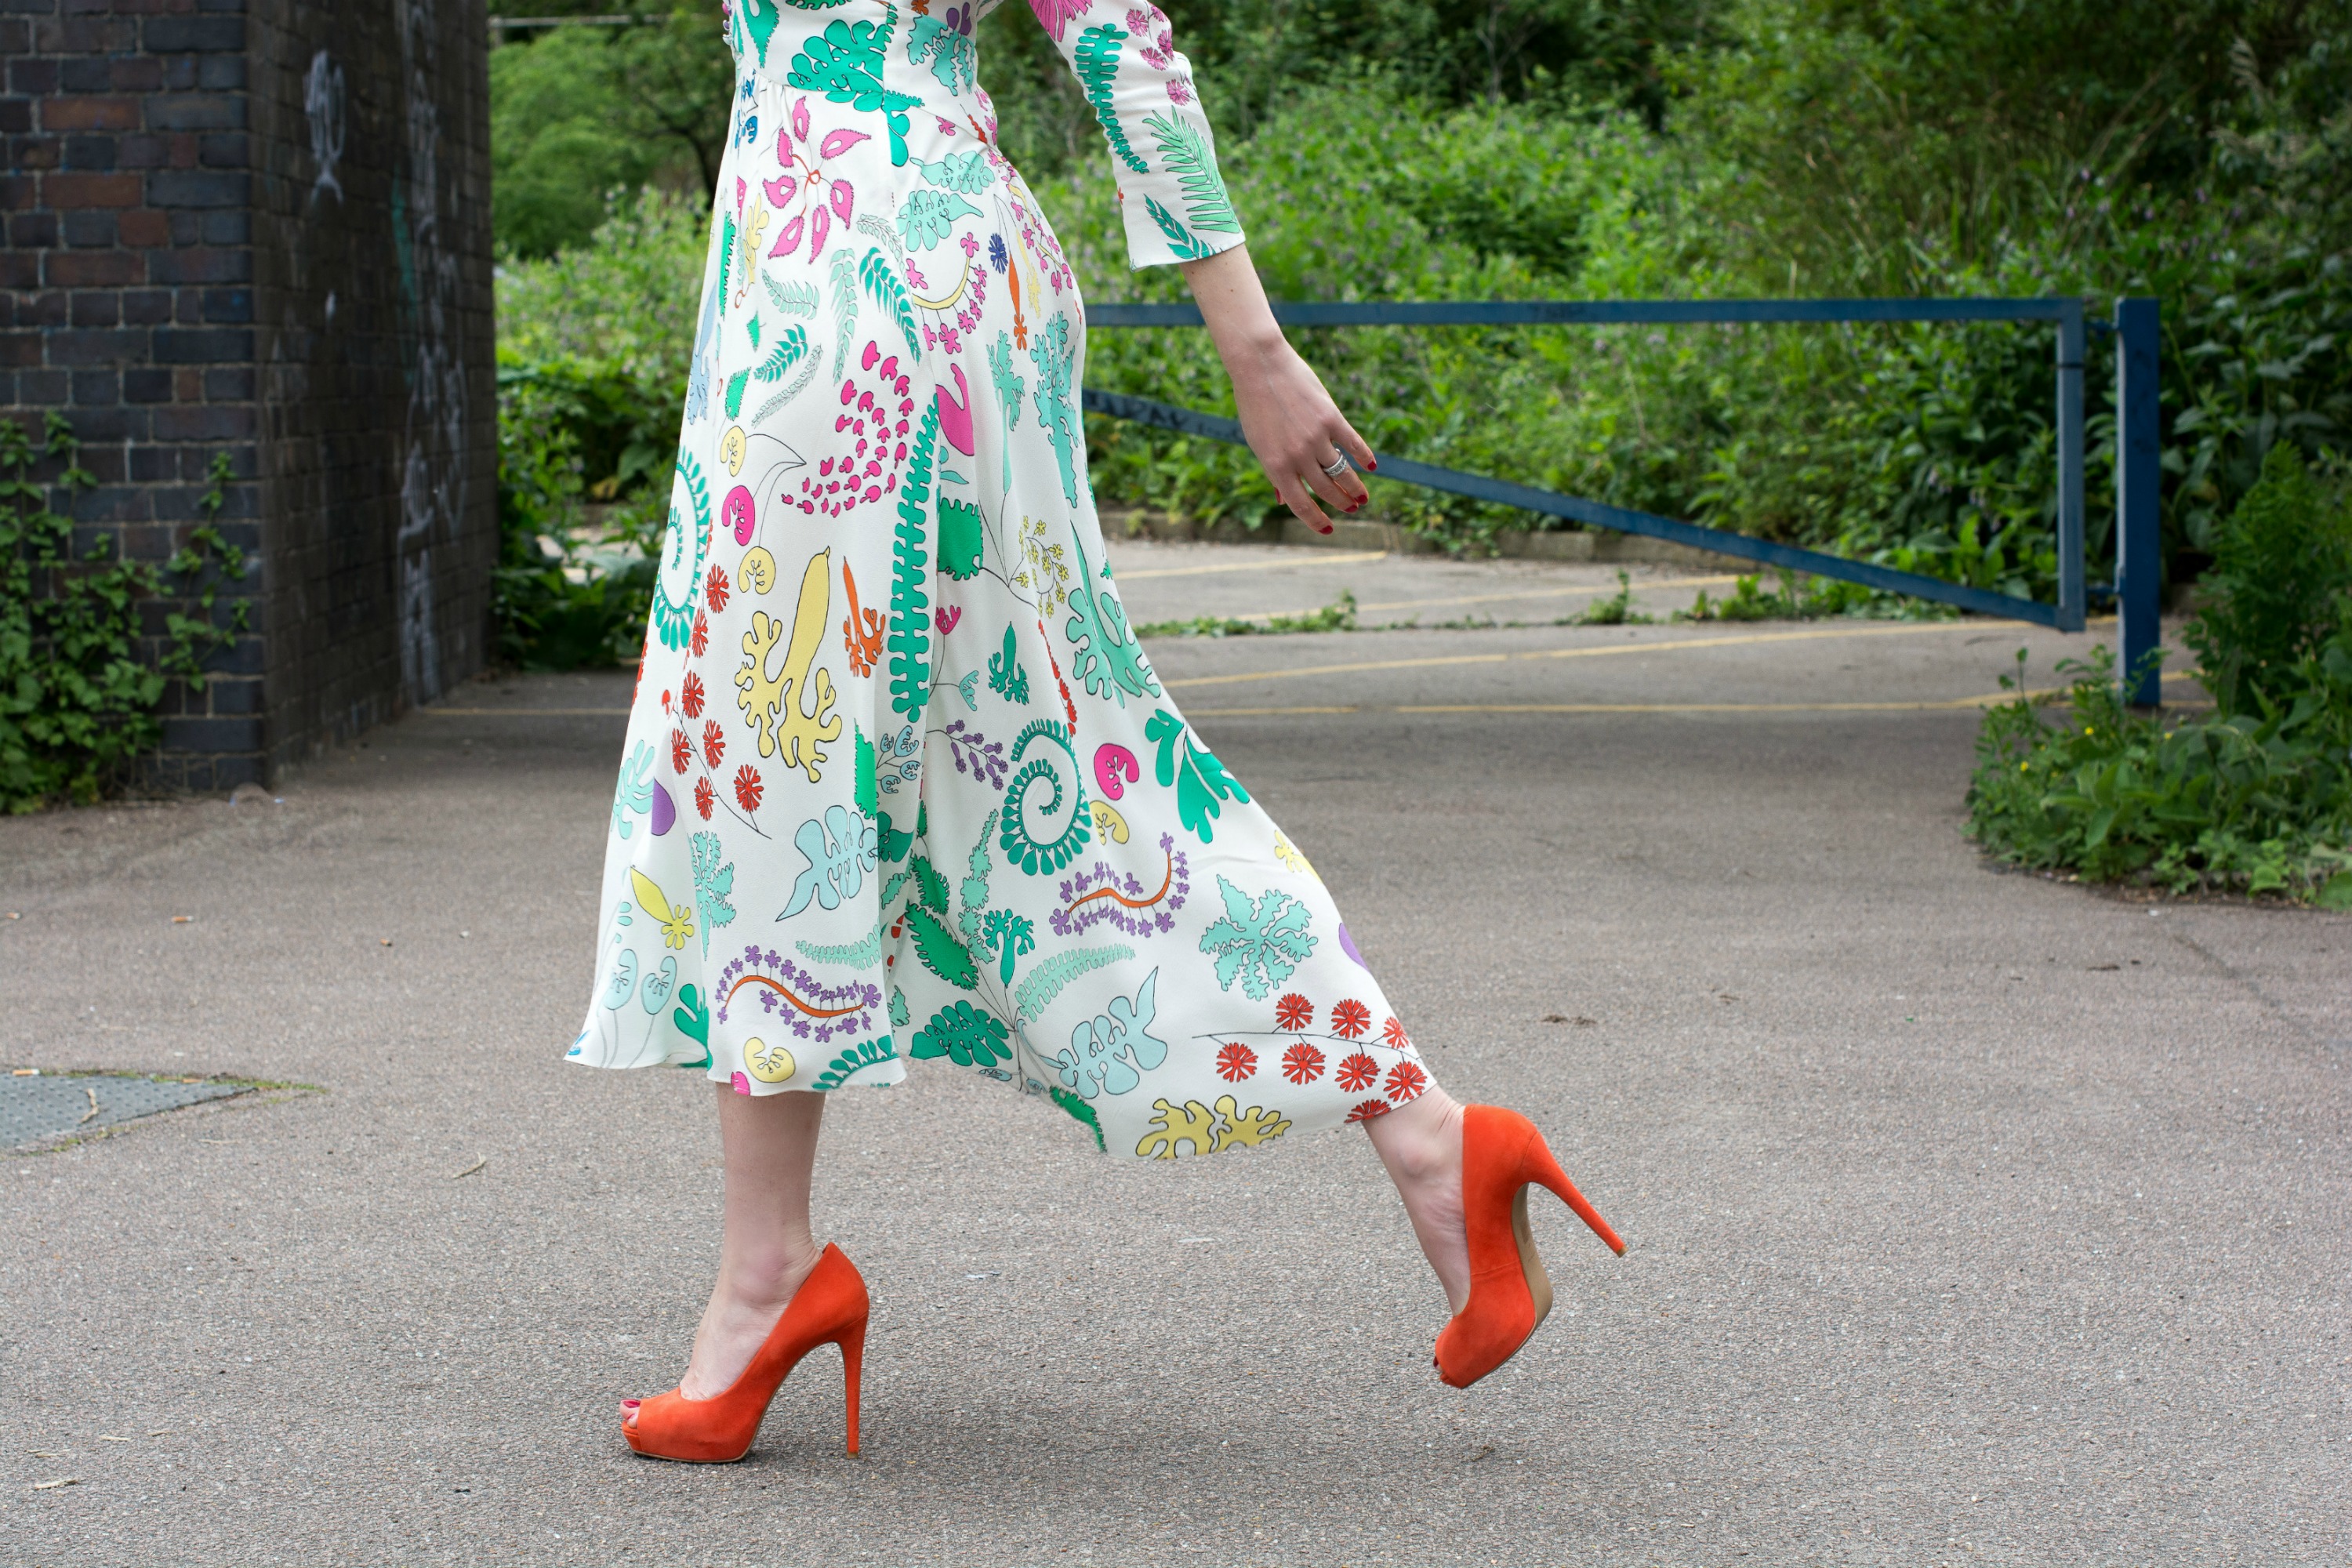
[{"left": 2, "top": 0, "right": 495, "bottom": 792}]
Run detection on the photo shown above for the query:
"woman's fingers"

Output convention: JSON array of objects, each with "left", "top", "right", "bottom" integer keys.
[
  {"left": 1275, "top": 473, "right": 1336, "bottom": 535},
  {"left": 1299, "top": 449, "right": 1359, "bottom": 517},
  {"left": 1335, "top": 415, "right": 1377, "bottom": 475}
]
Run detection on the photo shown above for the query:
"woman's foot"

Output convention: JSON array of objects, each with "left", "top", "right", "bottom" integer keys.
[
  {"left": 1365, "top": 1088, "right": 1471, "bottom": 1313},
  {"left": 622, "top": 1243, "right": 823, "bottom": 1428}
]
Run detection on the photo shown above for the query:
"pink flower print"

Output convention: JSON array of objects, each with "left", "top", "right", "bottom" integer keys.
[
  {"left": 1167, "top": 75, "right": 1194, "bottom": 105},
  {"left": 1026, "top": 0, "right": 1092, "bottom": 42},
  {"left": 960, "top": 232, "right": 980, "bottom": 258}
]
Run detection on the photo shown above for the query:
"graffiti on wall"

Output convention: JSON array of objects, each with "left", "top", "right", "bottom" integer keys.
[{"left": 393, "top": 0, "right": 470, "bottom": 706}]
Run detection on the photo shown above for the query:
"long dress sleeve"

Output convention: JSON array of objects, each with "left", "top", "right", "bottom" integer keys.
[{"left": 1024, "top": 0, "right": 1246, "bottom": 269}]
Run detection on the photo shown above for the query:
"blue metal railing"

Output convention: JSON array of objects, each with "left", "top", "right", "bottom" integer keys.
[{"left": 1083, "top": 296, "right": 2165, "bottom": 684}]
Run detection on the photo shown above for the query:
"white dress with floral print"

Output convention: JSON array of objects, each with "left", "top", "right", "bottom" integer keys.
[{"left": 569, "top": 0, "right": 1429, "bottom": 1160}]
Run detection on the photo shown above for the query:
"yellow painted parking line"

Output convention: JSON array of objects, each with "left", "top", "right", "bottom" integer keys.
[
  {"left": 421, "top": 707, "right": 631, "bottom": 716},
  {"left": 1113, "top": 549, "right": 1388, "bottom": 580},
  {"left": 1161, "top": 619, "right": 2017, "bottom": 691}
]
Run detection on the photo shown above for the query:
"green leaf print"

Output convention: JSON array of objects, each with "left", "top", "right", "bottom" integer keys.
[
  {"left": 611, "top": 740, "right": 655, "bottom": 838},
  {"left": 798, "top": 920, "right": 884, "bottom": 968},
  {"left": 747, "top": 314, "right": 762, "bottom": 350},
  {"left": 753, "top": 325, "right": 809, "bottom": 383},
  {"left": 917, "top": 151, "right": 995, "bottom": 194},
  {"left": 1063, "top": 534, "right": 1159, "bottom": 706},
  {"left": 735, "top": 0, "right": 782, "bottom": 64},
  {"left": 1197, "top": 875, "right": 1316, "bottom": 1000},
  {"left": 724, "top": 368, "right": 750, "bottom": 419},
  {"left": 987, "top": 330, "right": 1025, "bottom": 491},
  {"left": 902, "top": 903, "right": 979, "bottom": 990},
  {"left": 1142, "top": 111, "right": 1241, "bottom": 235},
  {"left": 786, "top": 16, "right": 923, "bottom": 165},
  {"left": 898, "top": 188, "right": 984, "bottom": 252},
  {"left": 861, "top": 248, "right": 921, "bottom": 360},
  {"left": 982, "top": 909, "right": 1036, "bottom": 985},
  {"left": 938, "top": 497, "right": 985, "bottom": 581},
  {"left": 855, "top": 726, "right": 878, "bottom": 818},
  {"left": 958, "top": 808, "right": 996, "bottom": 942},
  {"left": 1143, "top": 197, "right": 1210, "bottom": 262},
  {"left": 689, "top": 830, "right": 737, "bottom": 957},
  {"left": 988, "top": 623, "right": 1030, "bottom": 704},
  {"left": 764, "top": 274, "right": 820, "bottom": 318},
  {"left": 829, "top": 249, "right": 861, "bottom": 376},
  {"left": 1145, "top": 709, "right": 1250, "bottom": 844},
  {"left": 810, "top": 1036, "right": 896, "bottom": 1091},
  {"left": 910, "top": 1000, "right": 1011, "bottom": 1066},
  {"left": 888, "top": 400, "right": 940, "bottom": 723},
  {"left": 1050, "top": 1086, "right": 1106, "bottom": 1151},
  {"left": 670, "top": 983, "right": 712, "bottom": 1069},
  {"left": 1028, "top": 313, "right": 1080, "bottom": 505},
  {"left": 1072, "top": 24, "right": 1149, "bottom": 174},
  {"left": 906, "top": 13, "right": 977, "bottom": 93},
  {"left": 1014, "top": 943, "right": 1131, "bottom": 1023},
  {"left": 909, "top": 851, "right": 950, "bottom": 915}
]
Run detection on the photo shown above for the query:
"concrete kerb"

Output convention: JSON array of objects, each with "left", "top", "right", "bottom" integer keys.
[{"left": 1100, "top": 506, "right": 1759, "bottom": 572}]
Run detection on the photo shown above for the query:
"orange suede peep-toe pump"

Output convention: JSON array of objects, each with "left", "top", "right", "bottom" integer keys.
[
  {"left": 622, "top": 1241, "right": 869, "bottom": 1462},
  {"left": 1433, "top": 1105, "right": 1625, "bottom": 1389}
]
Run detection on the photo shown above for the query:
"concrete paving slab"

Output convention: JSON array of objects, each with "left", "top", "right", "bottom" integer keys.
[{"left": 2, "top": 604, "right": 2343, "bottom": 1566}]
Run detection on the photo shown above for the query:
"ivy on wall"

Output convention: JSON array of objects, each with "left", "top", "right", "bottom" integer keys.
[{"left": 2, "top": 414, "right": 250, "bottom": 811}]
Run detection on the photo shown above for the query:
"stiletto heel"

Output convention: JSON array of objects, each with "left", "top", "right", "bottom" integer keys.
[
  {"left": 1433, "top": 1105, "right": 1624, "bottom": 1390},
  {"left": 840, "top": 1319, "right": 864, "bottom": 1457},
  {"left": 622, "top": 1242, "right": 871, "bottom": 1463}
]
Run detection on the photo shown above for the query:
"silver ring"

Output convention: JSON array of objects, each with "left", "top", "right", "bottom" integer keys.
[{"left": 1320, "top": 450, "right": 1350, "bottom": 478}]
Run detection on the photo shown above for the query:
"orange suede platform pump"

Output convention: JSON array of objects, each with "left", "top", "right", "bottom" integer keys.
[
  {"left": 1433, "top": 1105, "right": 1626, "bottom": 1390},
  {"left": 622, "top": 1242, "right": 869, "bottom": 1462}
]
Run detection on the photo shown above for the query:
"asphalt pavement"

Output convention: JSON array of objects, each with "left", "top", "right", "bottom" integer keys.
[{"left": 3, "top": 540, "right": 2345, "bottom": 1566}]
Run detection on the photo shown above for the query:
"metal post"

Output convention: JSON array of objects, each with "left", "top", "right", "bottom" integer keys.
[
  {"left": 2055, "top": 299, "right": 2086, "bottom": 632},
  {"left": 2115, "top": 296, "right": 2163, "bottom": 706}
]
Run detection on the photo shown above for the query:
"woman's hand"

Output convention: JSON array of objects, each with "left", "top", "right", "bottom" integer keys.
[{"left": 1179, "top": 244, "right": 1374, "bottom": 535}]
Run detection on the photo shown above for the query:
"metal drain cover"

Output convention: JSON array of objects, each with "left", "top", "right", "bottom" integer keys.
[{"left": 2, "top": 1073, "right": 250, "bottom": 1149}]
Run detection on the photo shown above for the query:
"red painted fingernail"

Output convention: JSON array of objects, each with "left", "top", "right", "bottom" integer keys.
[{"left": 1367, "top": 458, "right": 1378, "bottom": 470}]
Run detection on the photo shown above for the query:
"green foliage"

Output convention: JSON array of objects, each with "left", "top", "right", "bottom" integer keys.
[
  {"left": 1134, "top": 590, "right": 1359, "bottom": 638},
  {"left": 1678, "top": 572, "right": 1880, "bottom": 622},
  {"left": 489, "top": 7, "right": 735, "bottom": 258},
  {"left": 2182, "top": 443, "right": 2352, "bottom": 714},
  {"left": 2, "top": 417, "right": 249, "bottom": 810},
  {"left": 1966, "top": 453, "right": 2352, "bottom": 902}
]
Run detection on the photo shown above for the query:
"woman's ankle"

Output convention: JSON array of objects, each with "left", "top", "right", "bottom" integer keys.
[{"left": 1367, "top": 1088, "right": 1464, "bottom": 1186}]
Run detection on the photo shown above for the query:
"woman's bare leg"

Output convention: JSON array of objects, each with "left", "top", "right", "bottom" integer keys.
[
  {"left": 622, "top": 1087, "right": 825, "bottom": 1426},
  {"left": 1365, "top": 1087, "right": 1470, "bottom": 1314}
]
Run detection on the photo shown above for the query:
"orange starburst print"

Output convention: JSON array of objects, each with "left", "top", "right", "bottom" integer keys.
[
  {"left": 694, "top": 776, "right": 715, "bottom": 819},
  {"left": 681, "top": 670, "right": 706, "bottom": 719},
  {"left": 1334, "top": 1052, "right": 1378, "bottom": 1093},
  {"left": 1274, "top": 993, "right": 1313, "bottom": 1032},
  {"left": 1381, "top": 1017, "right": 1410, "bottom": 1049},
  {"left": 1345, "top": 1098, "right": 1391, "bottom": 1123},
  {"left": 702, "top": 718, "right": 725, "bottom": 770},
  {"left": 1330, "top": 999, "right": 1371, "bottom": 1039},
  {"left": 705, "top": 563, "right": 731, "bottom": 613},
  {"left": 1214, "top": 1043, "right": 1257, "bottom": 1082},
  {"left": 670, "top": 728, "right": 692, "bottom": 775},
  {"left": 733, "top": 764, "right": 764, "bottom": 813},
  {"left": 1280, "top": 1042, "right": 1325, "bottom": 1084},
  {"left": 1383, "top": 1061, "right": 1427, "bottom": 1103}
]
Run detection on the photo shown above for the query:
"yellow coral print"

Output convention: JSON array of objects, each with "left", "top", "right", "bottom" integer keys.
[
  {"left": 739, "top": 545, "right": 776, "bottom": 594},
  {"left": 1211, "top": 1095, "right": 1290, "bottom": 1151},
  {"left": 1136, "top": 1098, "right": 1221, "bottom": 1160},
  {"left": 736, "top": 547, "right": 841, "bottom": 780},
  {"left": 629, "top": 868, "right": 695, "bottom": 952},
  {"left": 1272, "top": 833, "right": 1318, "bottom": 881},
  {"left": 1090, "top": 799, "right": 1130, "bottom": 844},
  {"left": 743, "top": 1036, "right": 797, "bottom": 1083}
]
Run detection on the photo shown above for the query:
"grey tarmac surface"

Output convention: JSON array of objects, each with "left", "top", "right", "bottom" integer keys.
[{"left": 3, "top": 539, "right": 2346, "bottom": 1566}]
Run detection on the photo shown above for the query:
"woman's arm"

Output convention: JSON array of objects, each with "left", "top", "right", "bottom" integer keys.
[{"left": 1181, "top": 244, "right": 1374, "bottom": 535}]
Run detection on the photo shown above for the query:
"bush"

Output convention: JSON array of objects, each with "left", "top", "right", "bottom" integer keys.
[
  {"left": 1965, "top": 446, "right": 2352, "bottom": 903},
  {"left": 2, "top": 417, "right": 247, "bottom": 810},
  {"left": 493, "top": 188, "right": 707, "bottom": 670}
]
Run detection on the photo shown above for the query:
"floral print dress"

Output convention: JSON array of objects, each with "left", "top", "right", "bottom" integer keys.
[{"left": 569, "top": 0, "right": 1430, "bottom": 1160}]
